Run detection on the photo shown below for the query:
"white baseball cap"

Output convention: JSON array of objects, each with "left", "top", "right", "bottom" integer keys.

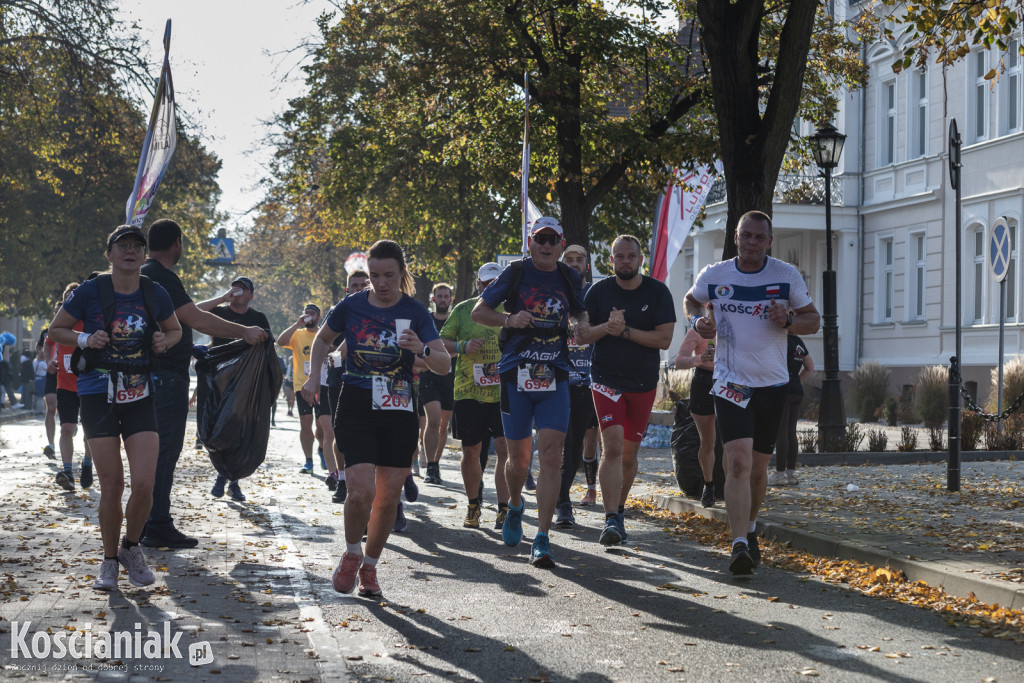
[
  {"left": 477, "top": 262, "right": 502, "bottom": 282},
  {"left": 530, "top": 216, "right": 564, "bottom": 237}
]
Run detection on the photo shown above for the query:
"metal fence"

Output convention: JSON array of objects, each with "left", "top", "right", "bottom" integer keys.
[{"left": 706, "top": 174, "right": 845, "bottom": 207}]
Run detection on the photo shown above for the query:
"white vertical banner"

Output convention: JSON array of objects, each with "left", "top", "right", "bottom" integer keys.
[
  {"left": 520, "top": 72, "right": 531, "bottom": 256},
  {"left": 650, "top": 160, "right": 722, "bottom": 282}
]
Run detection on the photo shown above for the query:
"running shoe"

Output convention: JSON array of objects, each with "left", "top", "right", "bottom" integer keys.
[
  {"left": 618, "top": 514, "right": 629, "bottom": 543},
  {"left": 767, "top": 470, "right": 789, "bottom": 487},
  {"left": 411, "top": 461, "right": 421, "bottom": 477},
  {"left": 554, "top": 502, "right": 574, "bottom": 529},
  {"left": 747, "top": 532, "right": 762, "bottom": 567},
  {"left": 117, "top": 542, "right": 155, "bottom": 587},
  {"left": 502, "top": 502, "right": 524, "bottom": 546},
  {"left": 579, "top": 488, "right": 597, "bottom": 506},
  {"left": 423, "top": 463, "right": 438, "bottom": 484},
  {"left": 524, "top": 471, "right": 537, "bottom": 492},
  {"left": 211, "top": 474, "right": 226, "bottom": 498},
  {"left": 357, "top": 564, "right": 382, "bottom": 597},
  {"left": 93, "top": 558, "right": 119, "bottom": 591},
  {"left": 464, "top": 503, "right": 481, "bottom": 529},
  {"left": 325, "top": 473, "right": 339, "bottom": 491},
  {"left": 786, "top": 470, "right": 800, "bottom": 485},
  {"left": 729, "top": 542, "right": 754, "bottom": 576},
  {"left": 494, "top": 507, "right": 507, "bottom": 530},
  {"left": 300, "top": 461, "right": 314, "bottom": 474},
  {"left": 530, "top": 533, "right": 555, "bottom": 568},
  {"left": 79, "top": 463, "right": 93, "bottom": 489},
  {"left": 43, "top": 444, "right": 56, "bottom": 459},
  {"left": 332, "top": 552, "right": 362, "bottom": 594},
  {"left": 55, "top": 471, "right": 75, "bottom": 492},
  {"left": 333, "top": 480, "right": 347, "bottom": 504},
  {"left": 599, "top": 516, "right": 622, "bottom": 546},
  {"left": 318, "top": 448, "right": 326, "bottom": 470},
  {"left": 404, "top": 474, "right": 419, "bottom": 503},
  {"left": 393, "top": 502, "right": 408, "bottom": 533},
  {"left": 227, "top": 481, "right": 246, "bottom": 502},
  {"left": 140, "top": 525, "right": 198, "bottom": 549},
  {"left": 701, "top": 483, "right": 716, "bottom": 508}
]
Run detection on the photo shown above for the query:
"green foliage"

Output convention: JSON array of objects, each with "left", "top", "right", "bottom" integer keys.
[
  {"left": 985, "top": 415, "right": 1024, "bottom": 452},
  {"left": 897, "top": 426, "right": 919, "bottom": 452},
  {"left": 843, "top": 422, "right": 865, "bottom": 452},
  {"left": 915, "top": 365, "right": 949, "bottom": 429},
  {"left": 884, "top": 398, "right": 898, "bottom": 426},
  {"left": 849, "top": 361, "right": 891, "bottom": 423},
  {"left": 928, "top": 427, "right": 945, "bottom": 452},
  {"left": 866, "top": 428, "right": 888, "bottom": 452},
  {"left": 961, "top": 411, "right": 985, "bottom": 451}
]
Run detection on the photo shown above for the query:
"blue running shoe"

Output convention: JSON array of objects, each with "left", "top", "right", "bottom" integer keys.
[
  {"left": 599, "top": 516, "right": 622, "bottom": 546},
  {"left": 318, "top": 448, "right": 326, "bottom": 470},
  {"left": 502, "top": 501, "right": 524, "bottom": 547},
  {"left": 404, "top": 474, "right": 419, "bottom": 503},
  {"left": 618, "top": 514, "right": 628, "bottom": 544},
  {"left": 530, "top": 533, "right": 555, "bottom": 568},
  {"left": 300, "top": 460, "right": 314, "bottom": 474}
]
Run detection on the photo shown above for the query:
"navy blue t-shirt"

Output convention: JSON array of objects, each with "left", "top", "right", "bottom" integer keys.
[
  {"left": 480, "top": 258, "right": 586, "bottom": 374},
  {"left": 324, "top": 290, "right": 438, "bottom": 390},
  {"left": 60, "top": 277, "right": 175, "bottom": 395}
]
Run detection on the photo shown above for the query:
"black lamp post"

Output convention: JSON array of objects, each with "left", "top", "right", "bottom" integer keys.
[{"left": 809, "top": 123, "right": 847, "bottom": 452}]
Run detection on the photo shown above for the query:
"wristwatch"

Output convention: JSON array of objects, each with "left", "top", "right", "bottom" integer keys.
[
  {"left": 421, "top": 345, "right": 432, "bottom": 357},
  {"left": 621, "top": 325, "right": 631, "bottom": 340},
  {"left": 690, "top": 315, "right": 701, "bottom": 331},
  {"left": 784, "top": 312, "right": 794, "bottom": 328}
]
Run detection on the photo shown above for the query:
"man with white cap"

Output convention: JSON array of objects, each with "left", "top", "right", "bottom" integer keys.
[
  {"left": 440, "top": 262, "right": 510, "bottom": 530},
  {"left": 472, "top": 217, "right": 589, "bottom": 568}
]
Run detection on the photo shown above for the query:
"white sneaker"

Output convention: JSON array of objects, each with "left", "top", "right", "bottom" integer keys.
[
  {"left": 786, "top": 470, "right": 800, "bottom": 485},
  {"left": 93, "top": 558, "right": 119, "bottom": 591},
  {"left": 117, "top": 542, "right": 156, "bottom": 587},
  {"left": 767, "top": 470, "right": 789, "bottom": 487}
]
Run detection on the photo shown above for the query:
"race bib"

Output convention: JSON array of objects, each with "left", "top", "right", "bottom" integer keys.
[
  {"left": 107, "top": 372, "right": 150, "bottom": 404},
  {"left": 371, "top": 375, "right": 414, "bottom": 411},
  {"left": 713, "top": 379, "right": 753, "bottom": 409},
  {"left": 303, "top": 360, "right": 311, "bottom": 377},
  {"left": 517, "top": 364, "right": 556, "bottom": 392},
  {"left": 592, "top": 383, "right": 622, "bottom": 403},
  {"left": 473, "top": 363, "right": 500, "bottom": 387},
  {"left": 62, "top": 353, "right": 72, "bottom": 373}
]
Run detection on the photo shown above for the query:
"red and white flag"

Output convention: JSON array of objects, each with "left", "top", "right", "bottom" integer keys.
[{"left": 650, "top": 160, "right": 723, "bottom": 282}]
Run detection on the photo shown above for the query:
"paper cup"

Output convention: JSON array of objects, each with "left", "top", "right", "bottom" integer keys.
[
  {"left": 231, "top": 288, "right": 242, "bottom": 297},
  {"left": 303, "top": 315, "right": 313, "bottom": 323},
  {"left": 394, "top": 318, "right": 411, "bottom": 337},
  {"left": 329, "top": 350, "right": 343, "bottom": 365}
]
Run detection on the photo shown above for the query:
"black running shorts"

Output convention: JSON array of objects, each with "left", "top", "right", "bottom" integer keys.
[
  {"left": 56, "top": 388, "right": 81, "bottom": 425},
  {"left": 713, "top": 384, "right": 788, "bottom": 455},
  {"left": 452, "top": 399, "right": 504, "bottom": 447},
  {"left": 80, "top": 393, "right": 158, "bottom": 440},
  {"left": 334, "top": 385, "right": 418, "bottom": 469}
]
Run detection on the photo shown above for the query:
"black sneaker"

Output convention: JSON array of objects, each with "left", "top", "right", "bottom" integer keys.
[
  {"left": 79, "top": 463, "right": 93, "bottom": 489},
  {"left": 333, "top": 480, "right": 347, "bottom": 504},
  {"left": 729, "top": 542, "right": 754, "bottom": 576},
  {"left": 227, "top": 481, "right": 246, "bottom": 502},
  {"left": 325, "top": 473, "right": 339, "bottom": 491},
  {"left": 141, "top": 526, "right": 199, "bottom": 549},
  {"left": 55, "top": 471, "right": 75, "bottom": 492},
  {"left": 701, "top": 483, "right": 715, "bottom": 508},
  {"left": 747, "top": 532, "right": 761, "bottom": 567},
  {"left": 404, "top": 474, "right": 419, "bottom": 502}
]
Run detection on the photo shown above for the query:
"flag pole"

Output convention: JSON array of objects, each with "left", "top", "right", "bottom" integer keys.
[{"left": 521, "top": 72, "right": 530, "bottom": 259}]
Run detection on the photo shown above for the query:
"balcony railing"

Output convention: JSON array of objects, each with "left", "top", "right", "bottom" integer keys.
[{"left": 706, "top": 174, "right": 844, "bottom": 207}]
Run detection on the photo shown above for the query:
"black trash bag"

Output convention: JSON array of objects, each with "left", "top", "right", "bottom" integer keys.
[
  {"left": 671, "top": 399, "right": 725, "bottom": 499},
  {"left": 195, "top": 338, "right": 282, "bottom": 481}
]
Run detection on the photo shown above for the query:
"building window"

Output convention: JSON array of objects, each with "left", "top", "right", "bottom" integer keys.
[
  {"left": 909, "top": 231, "right": 926, "bottom": 320},
  {"left": 970, "top": 50, "right": 990, "bottom": 143},
  {"left": 973, "top": 228, "right": 986, "bottom": 322},
  {"left": 999, "top": 39, "right": 1022, "bottom": 136},
  {"left": 909, "top": 70, "right": 928, "bottom": 157},
  {"left": 879, "top": 237, "right": 894, "bottom": 321},
  {"left": 880, "top": 79, "right": 896, "bottom": 165}
]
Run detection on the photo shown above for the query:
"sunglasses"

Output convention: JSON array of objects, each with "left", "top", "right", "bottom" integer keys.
[{"left": 532, "top": 233, "right": 560, "bottom": 246}]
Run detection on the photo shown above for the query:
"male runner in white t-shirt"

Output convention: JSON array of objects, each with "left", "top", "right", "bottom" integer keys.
[{"left": 684, "top": 210, "right": 820, "bottom": 576}]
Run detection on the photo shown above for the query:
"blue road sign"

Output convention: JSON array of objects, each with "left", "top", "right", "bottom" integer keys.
[
  {"left": 989, "top": 218, "right": 1010, "bottom": 283},
  {"left": 208, "top": 237, "right": 235, "bottom": 265}
]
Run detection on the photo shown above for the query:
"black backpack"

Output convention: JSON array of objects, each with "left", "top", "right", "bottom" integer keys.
[
  {"left": 71, "top": 274, "right": 162, "bottom": 377},
  {"left": 497, "top": 259, "right": 579, "bottom": 355}
]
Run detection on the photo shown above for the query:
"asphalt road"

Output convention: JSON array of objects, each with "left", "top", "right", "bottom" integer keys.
[{"left": 1, "top": 405, "right": 1021, "bottom": 682}]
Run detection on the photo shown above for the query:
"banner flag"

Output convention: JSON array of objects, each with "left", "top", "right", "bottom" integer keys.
[
  {"left": 650, "top": 160, "right": 723, "bottom": 282},
  {"left": 520, "top": 72, "right": 531, "bottom": 256},
  {"left": 126, "top": 19, "right": 177, "bottom": 227}
]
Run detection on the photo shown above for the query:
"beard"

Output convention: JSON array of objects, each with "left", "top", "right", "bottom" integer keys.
[
  {"left": 434, "top": 304, "right": 450, "bottom": 314},
  {"left": 614, "top": 266, "right": 639, "bottom": 280}
]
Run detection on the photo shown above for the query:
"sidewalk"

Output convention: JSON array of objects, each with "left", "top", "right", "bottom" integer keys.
[{"left": 635, "top": 447, "right": 1024, "bottom": 610}]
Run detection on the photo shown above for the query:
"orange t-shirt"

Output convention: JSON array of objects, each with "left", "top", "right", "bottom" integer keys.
[{"left": 54, "top": 321, "right": 83, "bottom": 393}]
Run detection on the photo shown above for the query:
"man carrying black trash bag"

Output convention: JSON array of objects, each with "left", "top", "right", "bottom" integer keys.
[{"left": 195, "top": 339, "right": 282, "bottom": 487}]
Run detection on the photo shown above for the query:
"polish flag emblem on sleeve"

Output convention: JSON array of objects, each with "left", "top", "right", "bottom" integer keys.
[{"left": 765, "top": 285, "right": 780, "bottom": 297}]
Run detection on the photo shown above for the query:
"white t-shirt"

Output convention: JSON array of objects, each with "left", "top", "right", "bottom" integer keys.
[{"left": 689, "top": 257, "right": 812, "bottom": 388}]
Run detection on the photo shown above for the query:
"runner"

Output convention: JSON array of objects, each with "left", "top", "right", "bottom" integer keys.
[
  {"left": 420, "top": 283, "right": 455, "bottom": 484},
  {"left": 50, "top": 283, "right": 94, "bottom": 491},
  {"left": 577, "top": 235, "right": 675, "bottom": 546},
  {"left": 196, "top": 276, "right": 273, "bottom": 502},
  {"left": 41, "top": 313, "right": 59, "bottom": 458},
  {"left": 440, "top": 262, "right": 510, "bottom": 529},
  {"left": 302, "top": 239, "right": 449, "bottom": 596},
  {"left": 277, "top": 304, "right": 324, "bottom": 473},
  {"left": 769, "top": 333, "right": 814, "bottom": 487},
  {"left": 554, "top": 244, "right": 600, "bottom": 528},
  {"left": 684, "top": 210, "right": 820, "bottom": 575},
  {"left": 471, "top": 217, "right": 588, "bottom": 567},
  {"left": 48, "top": 225, "right": 181, "bottom": 590},
  {"left": 673, "top": 321, "right": 718, "bottom": 507}
]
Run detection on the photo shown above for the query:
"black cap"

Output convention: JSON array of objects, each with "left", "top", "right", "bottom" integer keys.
[
  {"left": 106, "top": 225, "right": 147, "bottom": 251},
  {"left": 304, "top": 304, "right": 321, "bottom": 315},
  {"left": 232, "top": 276, "right": 254, "bottom": 293}
]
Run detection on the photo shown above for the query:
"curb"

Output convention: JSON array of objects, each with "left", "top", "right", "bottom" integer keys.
[
  {"left": 652, "top": 493, "right": 1024, "bottom": 610},
  {"left": 799, "top": 450, "right": 1022, "bottom": 466}
]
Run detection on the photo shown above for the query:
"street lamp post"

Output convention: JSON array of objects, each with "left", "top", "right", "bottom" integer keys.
[{"left": 809, "top": 124, "right": 847, "bottom": 452}]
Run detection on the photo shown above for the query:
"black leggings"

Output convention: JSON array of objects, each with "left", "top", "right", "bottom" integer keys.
[
  {"left": 558, "top": 384, "right": 598, "bottom": 504},
  {"left": 774, "top": 392, "right": 803, "bottom": 471}
]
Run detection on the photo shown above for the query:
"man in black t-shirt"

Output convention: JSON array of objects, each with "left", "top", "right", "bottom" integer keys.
[
  {"left": 141, "top": 220, "right": 268, "bottom": 549},
  {"left": 576, "top": 235, "right": 676, "bottom": 547}
]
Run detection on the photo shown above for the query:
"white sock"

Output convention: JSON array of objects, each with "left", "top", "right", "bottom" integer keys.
[
  {"left": 748, "top": 521, "right": 757, "bottom": 534},
  {"left": 732, "top": 537, "right": 748, "bottom": 549},
  {"left": 346, "top": 542, "right": 362, "bottom": 556},
  {"left": 362, "top": 555, "right": 379, "bottom": 567},
  {"left": 338, "top": 470, "right": 346, "bottom": 481}
]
